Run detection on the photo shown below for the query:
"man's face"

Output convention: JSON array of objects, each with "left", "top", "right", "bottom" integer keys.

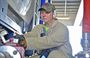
[{"left": 40, "top": 11, "right": 53, "bottom": 23}]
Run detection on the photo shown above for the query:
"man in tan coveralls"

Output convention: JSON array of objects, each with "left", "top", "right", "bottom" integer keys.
[{"left": 24, "top": 3, "right": 72, "bottom": 58}]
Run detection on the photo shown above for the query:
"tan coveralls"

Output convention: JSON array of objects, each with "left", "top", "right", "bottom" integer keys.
[{"left": 24, "top": 20, "right": 72, "bottom": 58}]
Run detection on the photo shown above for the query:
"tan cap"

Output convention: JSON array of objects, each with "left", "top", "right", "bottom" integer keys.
[{"left": 39, "top": 3, "right": 55, "bottom": 12}]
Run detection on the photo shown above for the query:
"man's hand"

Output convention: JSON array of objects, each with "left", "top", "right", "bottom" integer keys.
[{"left": 14, "top": 35, "right": 27, "bottom": 49}]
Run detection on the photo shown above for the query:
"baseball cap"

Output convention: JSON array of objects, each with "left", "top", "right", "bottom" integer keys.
[{"left": 38, "top": 3, "right": 55, "bottom": 12}]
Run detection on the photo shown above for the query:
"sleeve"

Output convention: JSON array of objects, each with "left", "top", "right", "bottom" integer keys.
[{"left": 24, "top": 24, "right": 69, "bottom": 50}]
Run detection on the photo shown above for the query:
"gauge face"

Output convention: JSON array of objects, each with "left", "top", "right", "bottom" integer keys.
[{"left": 0, "top": 46, "right": 21, "bottom": 58}]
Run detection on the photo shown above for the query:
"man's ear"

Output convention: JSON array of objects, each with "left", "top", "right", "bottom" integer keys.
[
  {"left": 53, "top": 14, "right": 56, "bottom": 18},
  {"left": 53, "top": 14, "right": 55, "bottom": 17},
  {"left": 53, "top": 11, "right": 56, "bottom": 17}
]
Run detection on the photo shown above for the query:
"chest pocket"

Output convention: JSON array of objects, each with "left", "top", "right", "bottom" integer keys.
[{"left": 40, "top": 27, "right": 49, "bottom": 37}]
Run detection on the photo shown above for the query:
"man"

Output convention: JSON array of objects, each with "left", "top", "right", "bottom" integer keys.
[{"left": 24, "top": 3, "right": 72, "bottom": 58}]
